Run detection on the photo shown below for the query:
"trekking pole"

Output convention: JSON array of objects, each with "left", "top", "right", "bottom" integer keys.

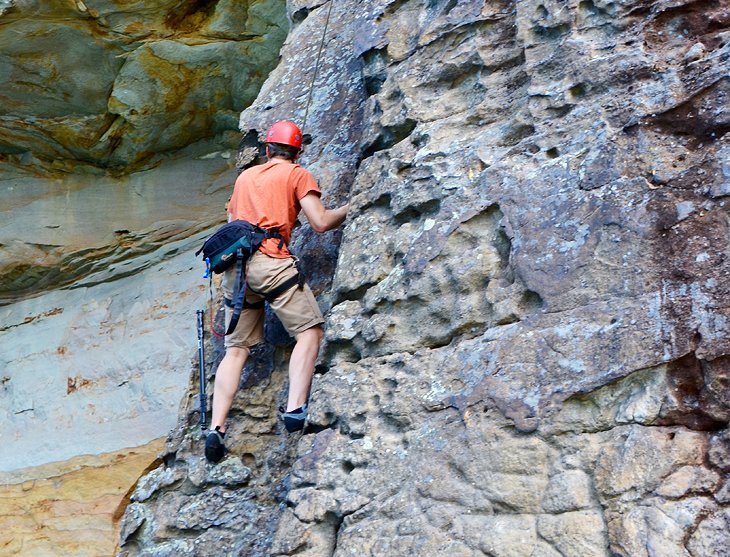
[{"left": 196, "top": 309, "right": 207, "bottom": 430}]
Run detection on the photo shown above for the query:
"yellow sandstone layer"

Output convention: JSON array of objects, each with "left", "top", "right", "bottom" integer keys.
[{"left": 0, "top": 438, "right": 165, "bottom": 557}]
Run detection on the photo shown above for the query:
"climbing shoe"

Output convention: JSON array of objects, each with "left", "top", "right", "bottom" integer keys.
[
  {"left": 280, "top": 404, "right": 308, "bottom": 433},
  {"left": 205, "top": 427, "right": 226, "bottom": 463}
]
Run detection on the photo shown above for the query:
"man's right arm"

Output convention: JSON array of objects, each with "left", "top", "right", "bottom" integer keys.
[{"left": 300, "top": 193, "right": 349, "bottom": 233}]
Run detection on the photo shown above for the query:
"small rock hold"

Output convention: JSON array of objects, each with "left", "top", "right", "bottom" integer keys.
[
  {"left": 542, "top": 469, "right": 594, "bottom": 513},
  {"left": 655, "top": 466, "right": 720, "bottom": 498},
  {"left": 688, "top": 509, "right": 730, "bottom": 556},
  {"left": 132, "top": 465, "right": 184, "bottom": 502},
  {"left": 684, "top": 43, "right": 706, "bottom": 63},
  {"left": 715, "top": 479, "right": 730, "bottom": 504},
  {"left": 708, "top": 431, "right": 730, "bottom": 471},
  {"left": 119, "top": 503, "right": 149, "bottom": 544},
  {"left": 189, "top": 455, "right": 252, "bottom": 488}
]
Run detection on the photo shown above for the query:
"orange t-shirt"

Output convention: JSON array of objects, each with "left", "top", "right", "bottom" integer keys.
[{"left": 227, "top": 160, "right": 321, "bottom": 258}]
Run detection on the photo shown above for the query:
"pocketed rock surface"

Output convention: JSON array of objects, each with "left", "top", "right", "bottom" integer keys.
[{"left": 117, "top": 1, "right": 730, "bottom": 556}]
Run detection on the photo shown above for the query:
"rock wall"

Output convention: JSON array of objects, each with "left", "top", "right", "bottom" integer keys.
[{"left": 117, "top": 0, "right": 730, "bottom": 556}]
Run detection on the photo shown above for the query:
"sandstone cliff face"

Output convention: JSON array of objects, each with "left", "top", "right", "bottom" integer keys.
[
  {"left": 117, "top": 1, "right": 730, "bottom": 556},
  {"left": 0, "top": 439, "right": 165, "bottom": 557},
  {"left": 0, "top": 0, "right": 288, "bottom": 303},
  {"left": 0, "top": 0, "right": 287, "bottom": 171},
  {"left": 1, "top": 0, "right": 288, "bottom": 468},
  {"left": 0, "top": 2, "right": 288, "bottom": 555}
]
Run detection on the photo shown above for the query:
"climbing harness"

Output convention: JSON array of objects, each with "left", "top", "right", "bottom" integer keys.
[
  {"left": 197, "top": 220, "right": 306, "bottom": 338},
  {"left": 197, "top": 220, "right": 285, "bottom": 336}
]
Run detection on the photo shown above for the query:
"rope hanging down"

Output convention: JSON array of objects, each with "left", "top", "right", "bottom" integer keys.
[{"left": 301, "top": 0, "right": 334, "bottom": 135}]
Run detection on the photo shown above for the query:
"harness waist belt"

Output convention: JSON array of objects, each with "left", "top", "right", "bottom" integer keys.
[{"left": 224, "top": 297, "right": 265, "bottom": 309}]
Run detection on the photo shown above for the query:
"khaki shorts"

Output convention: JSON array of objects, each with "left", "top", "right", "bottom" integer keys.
[{"left": 222, "top": 251, "right": 324, "bottom": 349}]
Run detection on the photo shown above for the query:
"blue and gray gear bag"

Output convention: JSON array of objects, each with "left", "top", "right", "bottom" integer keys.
[
  {"left": 195, "top": 220, "right": 284, "bottom": 335},
  {"left": 195, "top": 219, "right": 283, "bottom": 275}
]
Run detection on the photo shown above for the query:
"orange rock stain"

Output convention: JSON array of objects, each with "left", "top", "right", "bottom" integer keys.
[{"left": 0, "top": 438, "right": 165, "bottom": 557}]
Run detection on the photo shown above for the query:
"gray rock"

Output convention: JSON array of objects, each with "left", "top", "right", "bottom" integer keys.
[
  {"left": 655, "top": 466, "right": 721, "bottom": 499},
  {"left": 542, "top": 470, "right": 595, "bottom": 513},
  {"left": 595, "top": 426, "right": 706, "bottom": 498},
  {"left": 687, "top": 508, "right": 730, "bottom": 557},
  {"left": 175, "top": 486, "right": 257, "bottom": 530},
  {"left": 537, "top": 511, "right": 609, "bottom": 557},
  {"left": 139, "top": 540, "right": 194, "bottom": 557},
  {"left": 119, "top": 502, "right": 152, "bottom": 546},
  {"left": 715, "top": 479, "right": 730, "bottom": 504},
  {"left": 132, "top": 466, "right": 185, "bottom": 503},
  {"left": 187, "top": 455, "right": 252, "bottom": 488},
  {"left": 708, "top": 430, "right": 730, "bottom": 471}
]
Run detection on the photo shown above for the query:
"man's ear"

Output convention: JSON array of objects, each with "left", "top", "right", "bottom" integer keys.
[{"left": 265, "top": 144, "right": 270, "bottom": 159}]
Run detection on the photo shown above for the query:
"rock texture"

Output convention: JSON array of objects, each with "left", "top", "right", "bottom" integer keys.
[
  {"left": 0, "top": 0, "right": 287, "bottom": 171},
  {"left": 0, "top": 0, "right": 289, "bottom": 304},
  {"left": 2, "top": 0, "right": 727, "bottom": 555},
  {"left": 117, "top": 0, "right": 730, "bottom": 556},
  {"left": 0, "top": 439, "right": 164, "bottom": 557}
]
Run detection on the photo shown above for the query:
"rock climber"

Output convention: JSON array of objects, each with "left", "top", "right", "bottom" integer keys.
[{"left": 205, "top": 120, "right": 349, "bottom": 463}]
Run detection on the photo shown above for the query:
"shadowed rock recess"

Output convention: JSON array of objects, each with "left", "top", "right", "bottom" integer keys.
[{"left": 118, "top": 1, "right": 729, "bottom": 556}]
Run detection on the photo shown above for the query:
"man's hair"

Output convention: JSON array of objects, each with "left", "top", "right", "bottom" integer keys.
[{"left": 267, "top": 142, "right": 300, "bottom": 161}]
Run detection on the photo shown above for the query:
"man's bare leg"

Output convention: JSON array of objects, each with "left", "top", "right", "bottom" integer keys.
[
  {"left": 210, "top": 346, "right": 250, "bottom": 432},
  {"left": 286, "top": 326, "right": 323, "bottom": 411}
]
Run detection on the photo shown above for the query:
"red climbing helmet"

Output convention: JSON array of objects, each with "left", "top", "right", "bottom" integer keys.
[{"left": 265, "top": 120, "right": 303, "bottom": 149}]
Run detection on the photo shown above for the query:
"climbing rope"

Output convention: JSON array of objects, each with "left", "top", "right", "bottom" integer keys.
[{"left": 301, "top": 0, "right": 334, "bottom": 135}]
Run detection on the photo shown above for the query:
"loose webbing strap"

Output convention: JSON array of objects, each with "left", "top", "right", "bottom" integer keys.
[
  {"left": 208, "top": 274, "right": 254, "bottom": 339},
  {"left": 266, "top": 227, "right": 286, "bottom": 251},
  {"left": 224, "top": 266, "right": 304, "bottom": 335},
  {"left": 209, "top": 234, "right": 302, "bottom": 339},
  {"left": 225, "top": 253, "right": 247, "bottom": 336},
  {"left": 224, "top": 239, "right": 292, "bottom": 336},
  {"left": 224, "top": 297, "right": 265, "bottom": 310},
  {"left": 263, "top": 273, "right": 303, "bottom": 302}
]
